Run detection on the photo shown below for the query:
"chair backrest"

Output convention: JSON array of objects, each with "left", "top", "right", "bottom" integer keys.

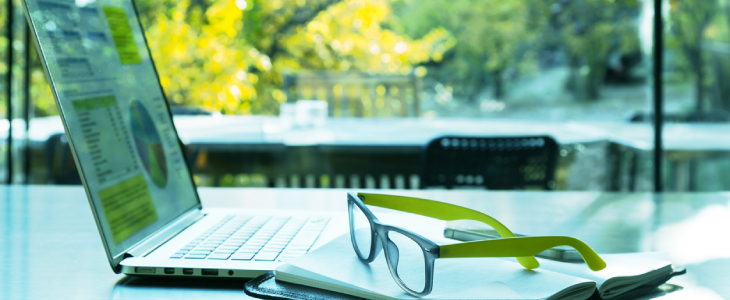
[
  {"left": 422, "top": 136, "right": 559, "bottom": 190},
  {"left": 44, "top": 133, "right": 81, "bottom": 185},
  {"left": 283, "top": 72, "right": 419, "bottom": 118}
]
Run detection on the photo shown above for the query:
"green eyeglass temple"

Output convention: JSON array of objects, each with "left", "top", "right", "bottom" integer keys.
[{"left": 357, "top": 193, "right": 607, "bottom": 272}]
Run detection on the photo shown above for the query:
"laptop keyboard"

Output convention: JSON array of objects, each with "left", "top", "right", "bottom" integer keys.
[{"left": 170, "top": 215, "right": 329, "bottom": 262}]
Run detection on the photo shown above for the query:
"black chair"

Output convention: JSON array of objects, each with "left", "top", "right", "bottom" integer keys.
[
  {"left": 44, "top": 133, "right": 81, "bottom": 185},
  {"left": 422, "top": 136, "right": 559, "bottom": 190}
]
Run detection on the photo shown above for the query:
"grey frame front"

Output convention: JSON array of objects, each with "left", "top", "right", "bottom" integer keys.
[{"left": 346, "top": 192, "right": 440, "bottom": 297}]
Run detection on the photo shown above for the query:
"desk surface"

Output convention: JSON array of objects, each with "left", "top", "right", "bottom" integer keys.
[
  {"left": 2, "top": 186, "right": 729, "bottom": 299},
  {"left": 9, "top": 116, "right": 730, "bottom": 152},
  {"left": 12, "top": 116, "right": 606, "bottom": 148}
]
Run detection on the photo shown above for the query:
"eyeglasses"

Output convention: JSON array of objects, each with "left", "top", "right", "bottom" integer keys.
[{"left": 347, "top": 192, "right": 606, "bottom": 297}]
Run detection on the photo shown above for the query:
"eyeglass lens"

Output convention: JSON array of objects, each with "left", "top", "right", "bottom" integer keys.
[
  {"left": 350, "top": 203, "right": 373, "bottom": 258},
  {"left": 386, "top": 231, "right": 427, "bottom": 293}
]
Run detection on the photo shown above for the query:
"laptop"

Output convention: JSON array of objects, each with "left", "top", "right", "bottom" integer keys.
[{"left": 22, "top": 0, "right": 346, "bottom": 278}]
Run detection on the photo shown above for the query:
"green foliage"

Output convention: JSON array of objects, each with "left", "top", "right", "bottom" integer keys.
[
  {"left": 558, "top": 0, "right": 641, "bottom": 65},
  {"left": 395, "top": 0, "right": 643, "bottom": 101},
  {"left": 0, "top": 0, "right": 6, "bottom": 117},
  {"left": 394, "top": 0, "right": 540, "bottom": 100},
  {"left": 135, "top": 0, "right": 453, "bottom": 115},
  {"left": 554, "top": 0, "right": 642, "bottom": 100},
  {"left": 25, "top": 0, "right": 702, "bottom": 115},
  {"left": 667, "top": 0, "right": 720, "bottom": 110},
  {"left": 666, "top": 0, "right": 719, "bottom": 72}
]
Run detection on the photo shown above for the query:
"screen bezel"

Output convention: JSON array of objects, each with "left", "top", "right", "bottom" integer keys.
[{"left": 21, "top": 0, "right": 203, "bottom": 272}]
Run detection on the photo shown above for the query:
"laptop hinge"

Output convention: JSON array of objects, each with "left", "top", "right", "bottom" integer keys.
[{"left": 124, "top": 208, "right": 205, "bottom": 259}]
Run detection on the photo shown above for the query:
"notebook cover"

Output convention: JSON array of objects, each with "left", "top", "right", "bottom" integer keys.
[{"left": 243, "top": 271, "right": 364, "bottom": 300}]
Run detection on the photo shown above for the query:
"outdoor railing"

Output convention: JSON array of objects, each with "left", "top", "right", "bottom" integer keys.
[{"left": 283, "top": 72, "right": 420, "bottom": 117}]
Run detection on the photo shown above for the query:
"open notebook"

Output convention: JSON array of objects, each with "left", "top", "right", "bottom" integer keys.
[{"left": 274, "top": 234, "right": 679, "bottom": 300}]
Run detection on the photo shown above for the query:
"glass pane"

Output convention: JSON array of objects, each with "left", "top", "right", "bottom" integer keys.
[
  {"left": 660, "top": 0, "right": 730, "bottom": 191},
  {"left": 11, "top": 0, "right": 29, "bottom": 185},
  {"left": 2, "top": 0, "right": 31, "bottom": 184},
  {"left": 26, "top": 0, "right": 651, "bottom": 190},
  {"left": 25, "top": 4, "right": 66, "bottom": 184},
  {"left": 28, "top": 41, "right": 60, "bottom": 184}
]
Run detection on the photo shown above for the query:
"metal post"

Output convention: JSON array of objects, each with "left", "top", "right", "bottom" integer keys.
[
  {"left": 653, "top": 0, "right": 664, "bottom": 192},
  {"left": 5, "top": 0, "right": 15, "bottom": 184}
]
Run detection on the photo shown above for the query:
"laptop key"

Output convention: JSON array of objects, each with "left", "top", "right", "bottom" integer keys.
[
  {"left": 185, "top": 254, "right": 207, "bottom": 259},
  {"left": 262, "top": 247, "right": 285, "bottom": 253},
  {"left": 239, "top": 247, "right": 262, "bottom": 253},
  {"left": 284, "top": 245, "right": 312, "bottom": 251},
  {"left": 245, "top": 240, "right": 267, "bottom": 246},
  {"left": 207, "top": 253, "right": 232, "bottom": 260},
  {"left": 281, "top": 250, "right": 307, "bottom": 256},
  {"left": 218, "top": 246, "right": 240, "bottom": 251},
  {"left": 254, "top": 252, "right": 280, "bottom": 261},
  {"left": 230, "top": 252, "right": 255, "bottom": 260}
]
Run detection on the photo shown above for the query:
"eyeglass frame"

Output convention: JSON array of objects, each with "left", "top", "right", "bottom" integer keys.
[
  {"left": 348, "top": 193, "right": 439, "bottom": 297},
  {"left": 347, "top": 192, "right": 607, "bottom": 297}
]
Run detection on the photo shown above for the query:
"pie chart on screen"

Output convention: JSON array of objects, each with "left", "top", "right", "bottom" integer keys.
[{"left": 130, "top": 100, "right": 168, "bottom": 188}]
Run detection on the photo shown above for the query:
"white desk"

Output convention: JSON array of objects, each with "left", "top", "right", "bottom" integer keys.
[{"left": 1, "top": 186, "right": 729, "bottom": 299}]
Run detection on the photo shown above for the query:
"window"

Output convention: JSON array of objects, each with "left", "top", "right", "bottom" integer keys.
[
  {"left": 133, "top": 0, "right": 650, "bottom": 190},
  {"left": 9, "top": 0, "right": 730, "bottom": 192},
  {"left": 660, "top": 0, "right": 730, "bottom": 191},
  {"left": 1, "top": 0, "right": 32, "bottom": 184}
]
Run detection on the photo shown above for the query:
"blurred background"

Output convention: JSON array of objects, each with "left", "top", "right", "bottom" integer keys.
[{"left": 3, "top": 0, "right": 730, "bottom": 192}]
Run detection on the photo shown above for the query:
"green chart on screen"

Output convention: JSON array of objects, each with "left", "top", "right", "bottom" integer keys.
[{"left": 130, "top": 100, "right": 169, "bottom": 188}]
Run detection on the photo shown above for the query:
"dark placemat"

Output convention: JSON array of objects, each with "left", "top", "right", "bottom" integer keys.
[{"left": 243, "top": 271, "right": 363, "bottom": 300}]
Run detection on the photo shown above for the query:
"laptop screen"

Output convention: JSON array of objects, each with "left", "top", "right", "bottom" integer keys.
[{"left": 24, "top": 0, "right": 200, "bottom": 257}]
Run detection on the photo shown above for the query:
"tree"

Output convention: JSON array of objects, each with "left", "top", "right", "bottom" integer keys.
[
  {"left": 706, "top": 1, "right": 730, "bottom": 112},
  {"left": 668, "top": 0, "right": 719, "bottom": 111},
  {"left": 0, "top": 3, "right": 7, "bottom": 117},
  {"left": 136, "top": 0, "right": 453, "bottom": 115},
  {"left": 395, "top": 0, "right": 539, "bottom": 100},
  {"left": 552, "top": 0, "right": 642, "bottom": 101}
]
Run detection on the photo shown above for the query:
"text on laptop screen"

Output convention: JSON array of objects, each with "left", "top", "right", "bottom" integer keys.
[{"left": 24, "top": 0, "right": 200, "bottom": 256}]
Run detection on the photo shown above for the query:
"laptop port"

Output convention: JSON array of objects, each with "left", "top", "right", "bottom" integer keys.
[
  {"left": 135, "top": 267, "right": 155, "bottom": 274},
  {"left": 201, "top": 269, "right": 218, "bottom": 276},
  {"left": 182, "top": 268, "right": 194, "bottom": 275},
  {"left": 164, "top": 268, "right": 175, "bottom": 275}
]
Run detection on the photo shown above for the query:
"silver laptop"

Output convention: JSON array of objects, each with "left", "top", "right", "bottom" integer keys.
[{"left": 22, "top": 0, "right": 345, "bottom": 278}]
